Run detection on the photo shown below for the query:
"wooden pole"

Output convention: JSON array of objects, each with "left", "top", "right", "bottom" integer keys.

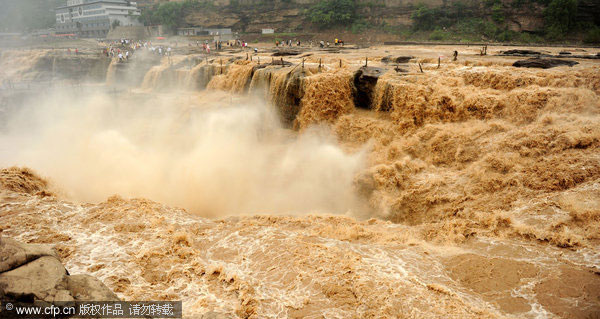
[
  {"left": 302, "top": 58, "right": 305, "bottom": 69},
  {"left": 365, "top": 57, "right": 368, "bottom": 67},
  {"left": 339, "top": 59, "right": 342, "bottom": 68},
  {"left": 437, "top": 57, "right": 440, "bottom": 69}
]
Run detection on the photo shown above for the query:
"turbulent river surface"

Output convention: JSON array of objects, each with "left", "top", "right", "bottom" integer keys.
[{"left": 0, "top": 43, "right": 599, "bottom": 318}]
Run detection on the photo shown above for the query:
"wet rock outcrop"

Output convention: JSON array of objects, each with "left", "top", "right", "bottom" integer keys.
[
  {"left": 513, "top": 58, "right": 579, "bottom": 69},
  {"left": 0, "top": 237, "right": 118, "bottom": 302},
  {"left": 272, "top": 67, "right": 309, "bottom": 125},
  {"left": 353, "top": 66, "right": 387, "bottom": 110},
  {"left": 500, "top": 49, "right": 542, "bottom": 56},
  {"left": 381, "top": 56, "right": 413, "bottom": 64},
  {"left": 271, "top": 50, "right": 302, "bottom": 57}
]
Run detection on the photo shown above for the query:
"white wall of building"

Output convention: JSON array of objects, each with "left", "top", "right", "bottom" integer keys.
[{"left": 55, "top": 0, "right": 141, "bottom": 37}]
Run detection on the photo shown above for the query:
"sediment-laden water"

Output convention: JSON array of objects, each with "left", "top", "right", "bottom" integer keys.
[{"left": 0, "top": 45, "right": 599, "bottom": 318}]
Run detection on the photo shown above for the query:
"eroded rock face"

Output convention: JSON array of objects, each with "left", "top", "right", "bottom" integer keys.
[
  {"left": 0, "top": 237, "right": 58, "bottom": 272},
  {"left": 0, "top": 256, "right": 67, "bottom": 302},
  {"left": 0, "top": 237, "right": 118, "bottom": 302}
]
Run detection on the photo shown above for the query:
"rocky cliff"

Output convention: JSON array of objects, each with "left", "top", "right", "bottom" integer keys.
[
  {"left": 135, "top": 0, "right": 599, "bottom": 35},
  {"left": 138, "top": 0, "right": 445, "bottom": 32}
]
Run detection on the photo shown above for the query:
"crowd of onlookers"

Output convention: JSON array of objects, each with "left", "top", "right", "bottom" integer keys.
[
  {"left": 96, "top": 36, "right": 348, "bottom": 63},
  {"left": 101, "top": 38, "right": 178, "bottom": 63}
]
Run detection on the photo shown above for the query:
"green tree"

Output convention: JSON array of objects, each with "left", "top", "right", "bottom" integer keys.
[
  {"left": 544, "top": 0, "right": 578, "bottom": 39},
  {"left": 308, "top": 0, "right": 357, "bottom": 28},
  {"left": 491, "top": 3, "right": 505, "bottom": 23},
  {"left": 411, "top": 4, "right": 438, "bottom": 31},
  {"left": 153, "top": 2, "right": 185, "bottom": 29}
]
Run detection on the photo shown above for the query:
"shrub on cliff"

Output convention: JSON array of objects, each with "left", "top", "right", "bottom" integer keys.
[{"left": 429, "top": 28, "right": 450, "bottom": 40}]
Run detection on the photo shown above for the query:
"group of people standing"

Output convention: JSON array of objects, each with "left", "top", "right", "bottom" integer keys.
[
  {"left": 102, "top": 38, "right": 176, "bottom": 63},
  {"left": 193, "top": 39, "right": 250, "bottom": 54},
  {"left": 272, "top": 38, "right": 345, "bottom": 48},
  {"left": 319, "top": 38, "right": 345, "bottom": 48},
  {"left": 275, "top": 39, "right": 301, "bottom": 47}
]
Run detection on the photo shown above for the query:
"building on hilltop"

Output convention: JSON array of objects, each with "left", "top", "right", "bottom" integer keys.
[{"left": 55, "top": 0, "right": 141, "bottom": 38}]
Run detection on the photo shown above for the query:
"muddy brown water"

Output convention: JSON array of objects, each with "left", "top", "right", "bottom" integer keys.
[{"left": 1, "top": 44, "right": 599, "bottom": 318}]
